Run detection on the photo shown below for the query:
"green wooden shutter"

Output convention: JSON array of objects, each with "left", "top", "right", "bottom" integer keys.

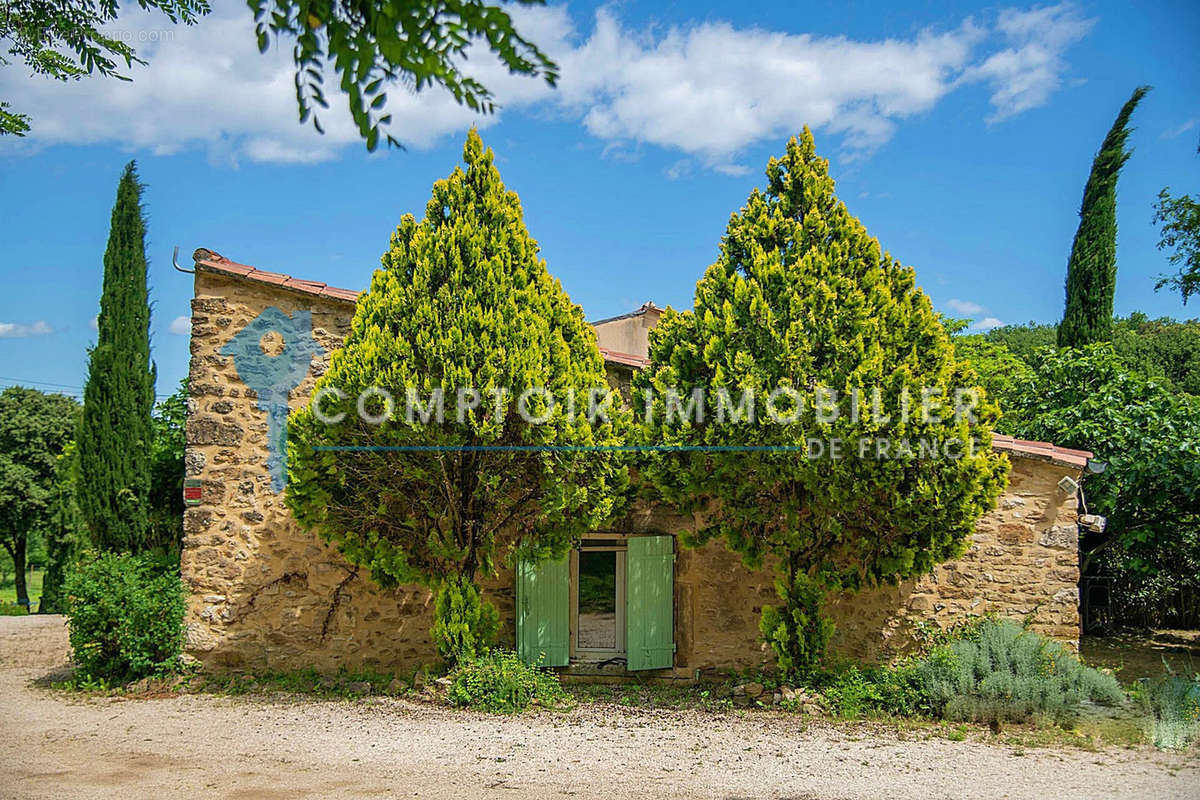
[
  {"left": 516, "top": 555, "right": 569, "bottom": 667},
  {"left": 625, "top": 535, "right": 675, "bottom": 671}
]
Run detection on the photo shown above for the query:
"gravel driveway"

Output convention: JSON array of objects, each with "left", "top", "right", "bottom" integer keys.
[{"left": 2, "top": 615, "right": 1196, "bottom": 799}]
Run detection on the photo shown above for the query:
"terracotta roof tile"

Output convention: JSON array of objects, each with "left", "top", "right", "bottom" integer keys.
[
  {"left": 287, "top": 278, "right": 327, "bottom": 293},
  {"left": 190, "top": 248, "right": 1092, "bottom": 470},
  {"left": 193, "top": 248, "right": 360, "bottom": 304},
  {"left": 249, "top": 269, "right": 289, "bottom": 286},
  {"left": 322, "top": 286, "right": 361, "bottom": 302},
  {"left": 599, "top": 347, "right": 650, "bottom": 369},
  {"left": 991, "top": 434, "right": 1091, "bottom": 469},
  {"left": 209, "top": 259, "right": 254, "bottom": 277}
]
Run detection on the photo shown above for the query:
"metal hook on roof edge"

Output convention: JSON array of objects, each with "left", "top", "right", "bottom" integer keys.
[{"left": 172, "top": 245, "right": 194, "bottom": 274}]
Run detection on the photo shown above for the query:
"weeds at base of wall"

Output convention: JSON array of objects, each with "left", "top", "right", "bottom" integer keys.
[
  {"left": 567, "top": 681, "right": 740, "bottom": 713},
  {"left": 39, "top": 617, "right": 1193, "bottom": 751},
  {"left": 51, "top": 673, "right": 118, "bottom": 693},
  {"left": 447, "top": 650, "right": 572, "bottom": 713}
]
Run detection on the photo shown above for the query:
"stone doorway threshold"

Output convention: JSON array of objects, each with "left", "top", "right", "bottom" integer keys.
[{"left": 565, "top": 658, "right": 626, "bottom": 675}]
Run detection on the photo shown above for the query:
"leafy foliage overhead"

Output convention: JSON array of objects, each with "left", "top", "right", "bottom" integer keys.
[
  {"left": 635, "top": 128, "right": 1008, "bottom": 677},
  {"left": 1058, "top": 86, "right": 1149, "bottom": 348},
  {"left": 286, "top": 130, "right": 628, "bottom": 661},
  {"left": 1, "top": 0, "right": 558, "bottom": 148},
  {"left": 252, "top": 0, "right": 559, "bottom": 150},
  {"left": 0, "top": 0, "right": 210, "bottom": 135}
]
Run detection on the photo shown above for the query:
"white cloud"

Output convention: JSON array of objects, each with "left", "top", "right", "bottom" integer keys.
[
  {"left": 961, "top": 3, "right": 1095, "bottom": 122},
  {"left": 664, "top": 159, "right": 694, "bottom": 181},
  {"left": 970, "top": 316, "right": 1005, "bottom": 331},
  {"left": 945, "top": 298, "right": 986, "bottom": 315},
  {"left": 169, "top": 315, "right": 191, "bottom": 336},
  {"left": 0, "top": 2, "right": 1093, "bottom": 169},
  {"left": 0, "top": 320, "right": 53, "bottom": 338},
  {"left": 556, "top": 10, "right": 982, "bottom": 169},
  {"left": 1162, "top": 119, "right": 1196, "bottom": 140},
  {"left": 945, "top": 299, "right": 1003, "bottom": 331}
]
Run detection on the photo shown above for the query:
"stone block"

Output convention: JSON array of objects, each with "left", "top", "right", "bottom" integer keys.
[{"left": 1039, "top": 525, "right": 1077, "bottom": 549}]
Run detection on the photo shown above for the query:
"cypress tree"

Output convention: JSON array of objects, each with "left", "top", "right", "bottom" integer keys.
[
  {"left": 287, "top": 130, "right": 629, "bottom": 662},
  {"left": 636, "top": 129, "right": 1008, "bottom": 677},
  {"left": 78, "top": 162, "right": 156, "bottom": 553},
  {"left": 1058, "top": 86, "right": 1150, "bottom": 348}
]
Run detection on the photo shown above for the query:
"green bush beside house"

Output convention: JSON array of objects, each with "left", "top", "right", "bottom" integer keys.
[{"left": 64, "top": 553, "right": 185, "bottom": 682}]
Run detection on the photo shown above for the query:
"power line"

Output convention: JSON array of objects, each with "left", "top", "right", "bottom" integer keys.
[
  {"left": 0, "top": 376, "right": 177, "bottom": 400},
  {"left": 0, "top": 376, "right": 83, "bottom": 391}
]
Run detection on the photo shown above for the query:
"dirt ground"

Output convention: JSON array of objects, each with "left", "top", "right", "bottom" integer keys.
[
  {"left": 2, "top": 616, "right": 1197, "bottom": 800},
  {"left": 1082, "top": 630, "right": 1200, "bottom": 682}
]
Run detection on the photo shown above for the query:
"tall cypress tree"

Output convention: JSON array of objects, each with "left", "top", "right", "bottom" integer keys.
[
  {"left": 1058, "top": 86, "right": 1150, "bottom": 348},
  {"left": 78, "top": 162, "right": 156, "bottom": 553}
]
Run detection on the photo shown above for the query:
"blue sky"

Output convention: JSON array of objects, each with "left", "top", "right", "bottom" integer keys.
[{"left": 1, "top": 0, "right": 1197, "bottom": 398}]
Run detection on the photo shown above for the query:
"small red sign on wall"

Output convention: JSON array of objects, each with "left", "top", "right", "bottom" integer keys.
[{"left": 184, "top": 479, "right": 202, "bottom": 505}]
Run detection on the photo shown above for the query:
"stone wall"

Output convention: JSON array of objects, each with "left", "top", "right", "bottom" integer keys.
[
  {"left": 184, "top": 270, "right": 437, "bottom": 671},
  {"left": 672, "top": 455, "right": 1084, "bottom": 674},
  {"left": 183, "top": 266, "right": 1082, "bottom": 675}
]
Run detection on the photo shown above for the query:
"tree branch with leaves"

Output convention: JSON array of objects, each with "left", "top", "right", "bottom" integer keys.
[
  {"left": 1153, "top": 160, "right": 1200, "bottom": 305},
  {"left": 0, "top": 0, "right": 211, "bottom": 135},
  {"left": 2, "top": 0, "right": 557, "bottom": 148}
]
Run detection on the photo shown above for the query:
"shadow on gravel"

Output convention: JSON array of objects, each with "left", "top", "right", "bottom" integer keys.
[{"left": 31, "top": 665, "right": 76, "bottom": 688}]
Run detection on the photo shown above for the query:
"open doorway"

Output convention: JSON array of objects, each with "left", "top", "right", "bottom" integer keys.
[{"left": 571, "top": 536, "right": 626, "bottom": 660}]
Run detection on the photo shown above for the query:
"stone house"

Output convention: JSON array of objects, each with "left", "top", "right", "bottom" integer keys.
[{"left": 183, "top": 248, "right": 1091, "bottom": 678}]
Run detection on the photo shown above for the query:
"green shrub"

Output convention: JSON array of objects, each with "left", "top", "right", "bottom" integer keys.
[
  {"left": 1136, "top": 674, "right": 1200, "bottom": 750},
  {"left": 447, "top": 650, "right": 570, "bottom": 713},
  {"left": 431, "top": 575, "right": 499, "bottom": 664},
  {"left": 64, "top": 552, "right": 185, "bottom": 682},
  {"left": 914, "top": 619, "right": 1123, "bottom": 724},
  {"left": 818, "top": 664, "right": 927, "bottom": 718},
  {"left": 911, "top": 614, "right": 993, "bottom": 652},
  {"left": 760, "top": 570, "right": 835, "bottom": 680}
]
